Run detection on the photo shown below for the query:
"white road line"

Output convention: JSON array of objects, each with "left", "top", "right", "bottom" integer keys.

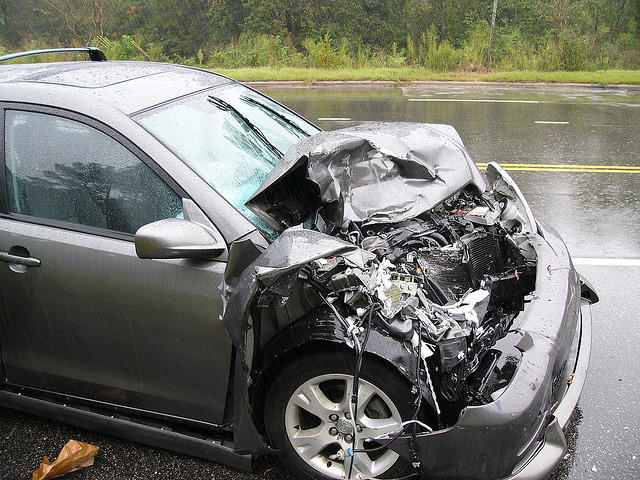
[
  {"left": 535, "top": 120, "right": 569, "bottom": 124},
  {"left": 408, "top": 98, "right": 540, "bottom": 104},
  {"left": 573, "top": 258, "right": 640, "bottom": 267},
  {"left": 317, "top": 117, "right": 352, "bottom": 121}
]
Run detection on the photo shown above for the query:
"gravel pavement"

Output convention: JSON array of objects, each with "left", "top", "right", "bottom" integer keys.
[
  {"left": 0, "top": 407, "right": 294, "bottom": 480},
  {"left": 0, "top": 405, "right": 580, "bottom": 479}
]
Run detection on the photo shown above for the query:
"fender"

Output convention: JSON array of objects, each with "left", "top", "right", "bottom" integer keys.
[{"left": 256, "top": 309, "right": 434, "bottom": 410}]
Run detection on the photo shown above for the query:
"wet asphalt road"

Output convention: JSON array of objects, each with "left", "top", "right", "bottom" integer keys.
[{"left": 1, "top": 83, "right": 639, "bottom": 479}]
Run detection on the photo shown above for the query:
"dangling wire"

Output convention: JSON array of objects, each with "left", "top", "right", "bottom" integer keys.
[{"left": 347, "top": 302, "right": 378, "bottom": 480}]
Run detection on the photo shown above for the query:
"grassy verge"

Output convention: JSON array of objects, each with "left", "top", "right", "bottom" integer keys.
[{"left": 212, "top": 67, "right": 640, "bottom": 85}]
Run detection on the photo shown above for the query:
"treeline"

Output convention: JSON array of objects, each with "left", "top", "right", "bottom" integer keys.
[{"left": 1, "top": 0, "right": 639, "bottom": 71}]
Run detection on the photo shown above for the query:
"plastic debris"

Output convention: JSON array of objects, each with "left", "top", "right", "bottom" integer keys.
[{"left": 32, "top": 440, "right": 99, "bottom": 480}]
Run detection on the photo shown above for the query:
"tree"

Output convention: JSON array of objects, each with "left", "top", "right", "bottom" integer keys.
[
  {"left": 538, "top": 0, "right": 585, "bottom": 32},
  {"left": 134, "top": 0, "right": 215, "bottom": 57},
  {"left": 41, "top": 0, "right": 117, "bottom": 45},
  {"left": 0, "top": 0, "right": 70, "bottom": 46},
  {"left": 405, "top": 0, "right": 433, "bottom": 43},
  {"left": 210, "top": 0, "right": 248, "bottom": 44},
  {"left": 242, "top": 0, "right": 311, "bottom": 42}
]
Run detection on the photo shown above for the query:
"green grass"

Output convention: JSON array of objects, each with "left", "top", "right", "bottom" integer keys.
[{"left": 212, "top": 67, "right": 640, "bottom": 85}]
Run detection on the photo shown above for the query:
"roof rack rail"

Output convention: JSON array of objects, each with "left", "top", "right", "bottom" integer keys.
[{"left": 0, "top": 47, "right": 107, "bottom": 63}]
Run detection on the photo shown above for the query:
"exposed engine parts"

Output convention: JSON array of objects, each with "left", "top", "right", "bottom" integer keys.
[
  {"left": 217, "top": 124, "right": 592, "bottom": 480},
  {"left": 302, "top": 187, "right": 535, "bottom": 423},
  {"left": 221, "top": 124, "right": 546, "bottom": 479}
]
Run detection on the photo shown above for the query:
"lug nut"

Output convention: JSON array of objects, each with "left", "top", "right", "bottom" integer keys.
[
  {"left": 329, "top": 427, "right": 338, "bottom": 436},
  {"left": 345, "top": 434, "right": 354, "bottom": 443},
  {"left": 345, "top": 412, "right": 351, "bottom": 419},
  {"left": 329, "top": 414, "right": 339, "bottom": 422},
  {"left": 356, "top": 424, "right": 362, "bottom": 432}
]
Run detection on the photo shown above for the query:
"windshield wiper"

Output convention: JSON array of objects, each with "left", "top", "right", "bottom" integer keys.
[
  {"left": 240, "top": 95, "right": 310, "bottom": 139},
  {"left": 207, "top": 95, "right": 283, "bottom": 157}
]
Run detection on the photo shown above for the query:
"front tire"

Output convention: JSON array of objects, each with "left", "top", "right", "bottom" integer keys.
[{"left": 264, "top": 351, "right": 416, "bottom": 480}]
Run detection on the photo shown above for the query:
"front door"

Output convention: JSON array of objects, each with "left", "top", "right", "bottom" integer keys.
[{"left": 0, "top": 108, "right": 232, "bottom": 424}]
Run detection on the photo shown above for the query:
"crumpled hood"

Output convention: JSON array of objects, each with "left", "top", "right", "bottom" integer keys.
[{"left": 246, "top": 122, "right": 486, "bottom": 231}]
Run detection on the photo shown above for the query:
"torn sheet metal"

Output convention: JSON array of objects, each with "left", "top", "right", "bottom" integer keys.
[
  {"left": 485, "top": 161, "right": 536, "bottom": 235},
  {"left": 222, "top": 227, "right": 358, "bottom": 452},
  {"left": 222, "top": 226, "right": 356, "bottom": 351},
  {"left": 220, "top": 119, "right": 595, "bottom": 479},
  {"left": 225, "top": 167, "right": 543, "bottom": 454},
  {"left": 246, "top": 122, "right": 486, "bottom": 231}
]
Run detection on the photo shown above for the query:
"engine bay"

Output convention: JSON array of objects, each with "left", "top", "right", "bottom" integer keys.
[
  {"left": 299, "top": 186, "right": 536, "bottom": 427},
  {"left": 222, "top": 124, "right": 543, "bottom": 458}
]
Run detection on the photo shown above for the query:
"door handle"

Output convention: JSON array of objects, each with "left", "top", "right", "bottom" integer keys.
[{"left": 0, "top": 251, "right": 41, "bottom": 267}]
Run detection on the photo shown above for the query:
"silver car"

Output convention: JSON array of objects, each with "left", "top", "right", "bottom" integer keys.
[{"left": 0, "top": 48, "right": 597, "bottom": 480}]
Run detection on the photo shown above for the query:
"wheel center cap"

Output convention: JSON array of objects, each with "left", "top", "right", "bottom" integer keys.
[{"left": 336, "top": 418, "right": 353, "bottom": 435}]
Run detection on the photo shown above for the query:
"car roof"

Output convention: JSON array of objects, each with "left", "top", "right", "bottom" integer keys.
[{"left": 0, "top": 61, "right": 233, "bottom": 115}]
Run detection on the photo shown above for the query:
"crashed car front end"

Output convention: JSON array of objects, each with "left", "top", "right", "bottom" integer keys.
[
  {"left": 387, "top": 221, "right": 593, "bottom": 479},
  {"left": 222, "top": 123, "right": 596, "bottom": 479}
]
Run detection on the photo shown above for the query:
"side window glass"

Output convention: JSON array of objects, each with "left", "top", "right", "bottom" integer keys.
[{"left": 4, "top": 110, "right": 183, "bottom": 235}]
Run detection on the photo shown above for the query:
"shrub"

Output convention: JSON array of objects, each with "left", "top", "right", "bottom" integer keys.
[
  {"left": 207, "top": 34, "right": 303, "bottom": 68},
  {"left": 302, "top": 34, "right": 351, "bottom": 69},
  {"left": 496, "top": 28, "right": 539, "bottom": 71},
  {"left": 538, "top": 29, "right": 588, "bottom": 71},
  {"left": 462, "top": 20, "right": 489, "bottom": 69},
  {"left": 427, "top": 41, "right": 462, "bottom": 71},
  {"left": 95, "top": 35, "right": 150, "bottom": 61}
]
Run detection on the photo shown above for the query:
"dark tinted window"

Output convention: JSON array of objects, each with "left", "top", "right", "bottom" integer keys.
[{"left": 4, "top": 110, "right": 182, "bottom": 234}]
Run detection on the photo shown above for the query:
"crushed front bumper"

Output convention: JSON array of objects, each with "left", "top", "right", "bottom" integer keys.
[
  {"left": 389, "top": 224, "right": 594, "bottom": 479},
  {"left": 504, "top": 297, "right": 591, "bottom": 480}
]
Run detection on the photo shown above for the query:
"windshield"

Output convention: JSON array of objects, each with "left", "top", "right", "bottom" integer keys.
[{"left": 134, "top": 83, "right": 320, "bottom": 238}]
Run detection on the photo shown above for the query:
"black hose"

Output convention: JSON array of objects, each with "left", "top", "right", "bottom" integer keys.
[
  {"left": 426, "top": 277, "right": 450, "bottom": 305},
  {"left": 351, "top": 423, "right": 412, "bottom": 454},
  {"left": 351, "top": 306, "right": 375, "bottom": 405},
  {"left": 428, "top": 232, "right": 448, "bottom": 247}
]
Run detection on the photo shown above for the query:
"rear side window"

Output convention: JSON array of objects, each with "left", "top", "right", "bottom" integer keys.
[{"left": 4, "top": 110, "right": 182, "bottom": 235}]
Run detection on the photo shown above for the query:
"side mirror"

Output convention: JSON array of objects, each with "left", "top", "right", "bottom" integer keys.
[{"left": 135, "top": 218, "right": 226, "bottom": 260}]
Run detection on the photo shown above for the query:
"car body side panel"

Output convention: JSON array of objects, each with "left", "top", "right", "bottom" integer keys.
[
  {"left": 0, "top": 218, "right": 232, "bottom": 424},
  {"left": 0, "top": 388, "right": 253, "bottom": 471}
]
